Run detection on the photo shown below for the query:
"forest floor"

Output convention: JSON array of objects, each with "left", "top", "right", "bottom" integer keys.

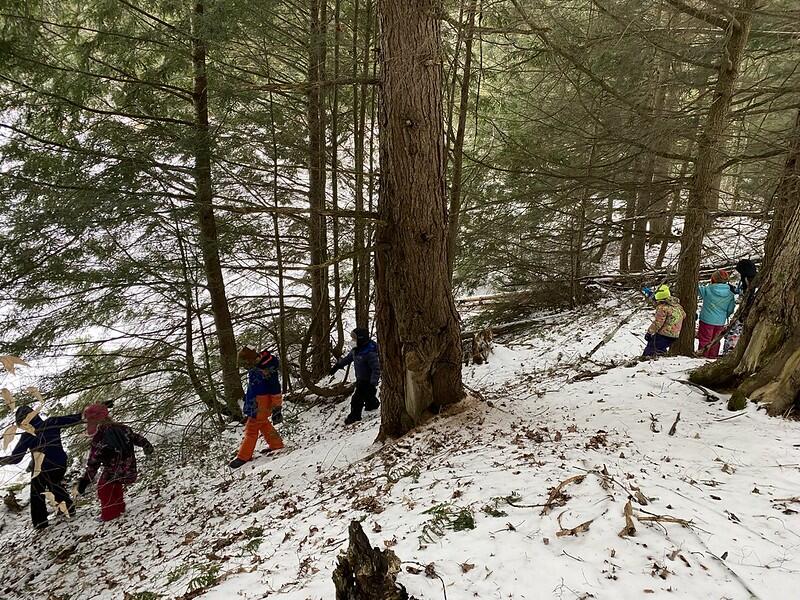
[{"left": 1, "top": 293, "right": 799, "bottom": 600}]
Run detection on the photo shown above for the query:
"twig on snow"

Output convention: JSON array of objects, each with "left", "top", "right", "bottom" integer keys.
[
  {"left": 668, "top": 412, "right": 681, "bottom": 436},
  {"left": 541, "top": 475, "right": 586, "bottom": 515},
  {"left": 618, "top": 500, "right": 636, "bottom": 538}
]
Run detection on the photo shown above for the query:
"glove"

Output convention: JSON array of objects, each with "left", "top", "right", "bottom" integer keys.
[
  {"left": 77, "top": 476, "right": 90, "bottom": 496},
  {"left": 644, "top": 333, "right": 653, "bottom": 341},
  {"left": 102, "top": 399, "right": 115, "bottom": 409},
  {"left": 329, "top": 365, "right": 339, "bottom": 376},
  {"left": 642, "top": 286, "right": 653, "bottom": 298},
  {"left": 271, "top": 406, "right": 283, "bottom": 424},
  {"left": 143, "top": 444, "right": 154, "bottom": 457}
]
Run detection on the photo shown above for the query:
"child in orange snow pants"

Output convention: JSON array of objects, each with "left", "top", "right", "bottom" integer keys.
[
  {"left": 229, "top": 347, "right": 285, "bottom": 468},
  {"left": 237, "top": 393, "right": 284, "bottom": 461}
]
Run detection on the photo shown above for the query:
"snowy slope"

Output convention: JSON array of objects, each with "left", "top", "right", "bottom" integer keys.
[{"left": 1, "top": 296, "right": 798, "bottom": 600}]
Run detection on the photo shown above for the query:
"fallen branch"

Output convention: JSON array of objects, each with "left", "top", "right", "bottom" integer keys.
[
  {"left": 668, "top": 412, "right": 681, "bottom": 436},
  {"left": 541, "top": 475, "right": 585, "bottom": 515},
  {"left": 677, "top": 379, "right": 720, "bottom": 402},
  {"left": 555, "top": 511, "right": 594, "bottom": 537},
  {"left": 618, "top": 500, "right": 636, "bottom": 538}
]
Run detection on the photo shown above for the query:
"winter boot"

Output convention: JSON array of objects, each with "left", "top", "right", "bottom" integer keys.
[
  {"left": 364, "top": 398, "right": 380, "bottom": 411},
  {"left": 344, "top": 413, "right": 362, "bottom": 425},
  {"left": 228, "top": 458, "right": 249, "bottom": 469}
]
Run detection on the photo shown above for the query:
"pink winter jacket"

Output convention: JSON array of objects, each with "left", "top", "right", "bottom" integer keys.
[{"left": 647, "top": 297, "right": 686, "bottom": 338}]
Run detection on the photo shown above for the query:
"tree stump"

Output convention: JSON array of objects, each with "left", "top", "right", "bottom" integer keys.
[{"left": 332, "top": 521, "right": 409, "bottom": 600}]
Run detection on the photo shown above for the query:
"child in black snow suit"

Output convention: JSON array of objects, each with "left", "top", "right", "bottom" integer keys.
[
  {"left": 330, "top": 328, "right": 381, "bottom": 425},
  {"left": 0, "top": 405, "right": 87, "bottom": 530}
]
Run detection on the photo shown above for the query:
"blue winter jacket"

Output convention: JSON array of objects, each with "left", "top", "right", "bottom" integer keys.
[
  {"left": 1, "top": 413, "right": 83, "bottom": 472},
  {"left": 336, "top": 340, "right": 381, "bottom": 387},
  {"left": 243, "top": 350, "right": 281, "bottom": 418},
  {"left": 698, "top": 283, "right": 737, "bottom": 326}
]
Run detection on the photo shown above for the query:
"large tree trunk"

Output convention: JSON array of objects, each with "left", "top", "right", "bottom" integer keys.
[
  {"left": 690, "top": 200, "right": 800, "bottom": 416},
  {"left": 673, "top": 0, "right": 757, "bottom": 355},
  {"left": 191, "top": 2, "right": 243, "bottom": 418},
  {"left": 762, "top": 109, "right": 800, "bottom": 271},
  {"left": 375, "top": 0, "right": 464, "bottom": 439},
  {"left": 446, "top": 0, "right": 478, "bottom": 280},
  {"left": 690, "top": 107, "right": 800, "bottom": 415},
  {"left": 307, "top": 0, "right": 331, "bottom": 377}
]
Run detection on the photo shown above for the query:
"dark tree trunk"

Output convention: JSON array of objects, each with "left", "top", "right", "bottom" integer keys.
[
  {"left": 690, "top": 198, "right": 800, "bottom": 416},
  {"left": 446, "top": 0, "right": 478, "bottom": 280},
  {"left": 619, "top": 185, "right": 636, "bottom": 273},
  {"left": 308, "top": 0, "right": 331, "bottom": 377},
  {"left": 352, "top": 0, "right": 374, "bottom": 330},
  {"left": 673, "top": 0, "right": 756, "bottom": 355},
  {"left": 331, "top": 0, "right": 345, "bottom": 356},
  {"left": 332, "top": 521, "right": 408, "bottom": 600},
  {"left": 191, "top": 2, "right": 243, "bottom": 419},
  {"left": 375, "top": 0, "right": 464, "bottom": 439}
]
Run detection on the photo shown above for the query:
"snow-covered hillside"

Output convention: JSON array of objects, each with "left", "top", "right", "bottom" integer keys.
[{"left": 1, "top": 295, "right": 798, "bottom": 600}]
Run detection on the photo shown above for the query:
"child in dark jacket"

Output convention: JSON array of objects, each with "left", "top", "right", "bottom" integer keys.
[
  {"left": 228, "top": 347, "right": 284, "bottom": 469},
  {"left": 76, "top": 403, "right": 153, "bottom": 522},
  {"left": 330, "top": 328, "right": 381, "bottom": 425},
  {"left": 0, "top": 405, "right": 85, "bottom": 530}
]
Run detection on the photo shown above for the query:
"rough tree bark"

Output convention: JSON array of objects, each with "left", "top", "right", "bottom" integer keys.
[
  {"left": 673, "top": 0, "right": 757, "bottom": 355},
  {"left": 375, "top": 0, "right": 465, "bottom": 438},
  {"left": 762, "top": 109, "right": 800, "bottom": 271},
  {"left": 307, "top": 0, "right": 331, "bottom": 377},
  {"left": 190, "top": 1, "right": 243, "bottom": 418}
]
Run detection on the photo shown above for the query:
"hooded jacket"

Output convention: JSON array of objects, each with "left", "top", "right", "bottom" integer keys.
[
  {"left": 1, "top": 413, "right": 83, "bottom": 472},
  {"left": 647, "top": 297, "right": 686, "bottom": 338},
  {"left": 335, "top": 340, "right": 381, "bottom": 387},
  {"left": 243, "top": 350, "right": 281, "bottom": 418},
  {"left": 698, "top": 283, "right": 737, "bottom": 326}
]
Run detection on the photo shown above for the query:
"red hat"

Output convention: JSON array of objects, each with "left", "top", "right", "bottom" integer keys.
[
  {"left": 83, "top": 403, "right": 109, "bottom": 435},
  {"left": 711, "top": 269, "right": 730, "bottom": 283}
]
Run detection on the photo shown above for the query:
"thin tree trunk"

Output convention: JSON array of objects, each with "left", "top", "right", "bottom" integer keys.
[
  {"left": 674, "top": 0, "right": 757, "bottom": 356},
  {"left": 353, "top": 0, "right": 373, "bottom": 329},
  {"left": 376, "top": 0, "right": 464, "bottom": 439},
  {"left": 592, "top": 197, "right": 613, "bottom": 263},
  {"left": 267, "top": 66, "right": 291, "bottom": 392},
  {"left": 330, "top": 0, "right": 345, "bottom": 356},
  {"left": 619, "top": 186, "right": 636, "bottom": 273},
  {"left": 190, "top": 1, "right": 243, "bottom": 419},
  {"left": 629, "top": 183, "right": 648, "bottom": 272},
  {"left": 447, "top": 0, "right": 478, "bottom": 281},
  {"left": 307, "top": 0, "right": 331, "bottom": 377}
]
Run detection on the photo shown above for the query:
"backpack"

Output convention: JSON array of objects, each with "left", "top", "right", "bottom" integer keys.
[{"left": 102, "top": 425, "right": 134, "bottom": 458}]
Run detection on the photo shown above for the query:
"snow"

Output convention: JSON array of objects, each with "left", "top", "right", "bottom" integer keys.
[{"left": 1, "top": 295, "right": 798, "bottom": 600}]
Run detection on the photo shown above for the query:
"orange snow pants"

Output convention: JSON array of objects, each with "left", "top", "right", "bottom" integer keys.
[{"left": 237, "top": 394, "right": 284, "bottom": 461}]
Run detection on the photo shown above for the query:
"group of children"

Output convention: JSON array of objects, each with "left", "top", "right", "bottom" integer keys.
[
  {"left": 0, "top": 327, "right": 381, "bottom": 531},
  {"left": 643, "top": 259, "right": 758, "bottom": 359},
  {"left": 0, "top": 401, "right": 152, "bottom": 530}
]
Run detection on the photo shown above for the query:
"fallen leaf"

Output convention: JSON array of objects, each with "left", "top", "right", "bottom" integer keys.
[
  {"left": 32, "top": 451, "right": 45, "bottom": 478},
  {"left": 26, "top": 387, "right": 44, "bottom": 403},
  {"left": 0, "top": 355, "right": 30, "bottom": 375},
  {"left": 1, "top": 388, "right": 15, "bottom": 411},
  {"left": 405, "top": 566, "right": 422, "bottom": 575},
  {"left": 460, "top": 562, "right": 475, "bottom": 573},
  {"left": 3, "top": 423, "right": 16, "bottom": 450}
]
